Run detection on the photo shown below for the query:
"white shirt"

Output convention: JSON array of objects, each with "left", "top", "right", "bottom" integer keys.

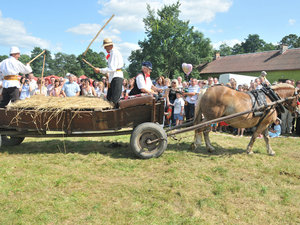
[
  {"left": 29, "top": 79, "right": 38, "bottom": 96},
  {"left": 100, "top": 48, "right": 124, "bottom": 83},
  {"left": 173, "top": 97, "right": 185, "bottom": 114},
  {"left": 136, "top": 73, "right": 153, "bottom": 91},
  {"left": 0, "top": 56, "right": 32, "bottom": 88},
  {"left": 186, "top": 85, "right": 200, "bottom": 104}
]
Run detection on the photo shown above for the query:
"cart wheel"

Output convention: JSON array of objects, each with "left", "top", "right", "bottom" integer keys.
[
  {"left": 130, "top": 122, "right": 167, "bottom": 159},
  {"left": 1, "top": 135, "right": 25, "bottom": 146}
]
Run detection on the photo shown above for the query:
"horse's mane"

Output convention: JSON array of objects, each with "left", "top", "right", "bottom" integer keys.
[{"left": 271, "top": 83, "right": 294, "bottom": 90}]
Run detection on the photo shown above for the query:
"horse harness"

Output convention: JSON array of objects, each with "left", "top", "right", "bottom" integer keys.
[{"left": 247, "top": 85, "right": 285, "bottom": 118}]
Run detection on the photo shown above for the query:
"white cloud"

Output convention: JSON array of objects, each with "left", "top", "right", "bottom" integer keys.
[
  {"left": 288, "top": 19, "right": 296, "bottom": 26},
  {"left": 97, "top": 0, "right": 233, "bottom": 32},
  {"left": 117, "top": 42, "right": 140, "bottom": 64},
  {"left": 212, "top": 39, "right": 241, "bottom": 49},
  {"left": 0, "top": 10, "right": 50, "bottom": 51}
]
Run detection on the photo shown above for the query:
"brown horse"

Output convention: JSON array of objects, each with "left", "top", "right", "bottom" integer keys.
[{"left": 192, "top": 84, "right": 300, "bottom": 155}]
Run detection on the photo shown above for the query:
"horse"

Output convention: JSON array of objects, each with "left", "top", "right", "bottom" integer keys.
[{"left": 192, "top": 83, "right": 300, "bottom": 155}]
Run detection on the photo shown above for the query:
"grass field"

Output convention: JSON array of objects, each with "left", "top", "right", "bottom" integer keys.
[{"left": 0, "top": 132, "right": 299, "bottom": 224}]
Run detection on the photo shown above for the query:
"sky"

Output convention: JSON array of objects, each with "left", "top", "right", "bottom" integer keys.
[{"left": 0, "top": 0, "right": 299, "bottom": 66}]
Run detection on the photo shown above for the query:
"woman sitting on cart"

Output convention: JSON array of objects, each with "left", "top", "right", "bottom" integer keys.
[{"left": 129, "top": 61, "right": 162, "bottom": 96}]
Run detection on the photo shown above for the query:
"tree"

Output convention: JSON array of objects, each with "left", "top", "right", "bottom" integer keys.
[
  {"left": 77, "top": 49, "right": 107, "bottom": 80},
  {"left": 241, "top": 34, "right": 265, "bottom": 53},
  {"left": 280, "top": 34, "right": 300, "bottom": 48},
  {"left": 30, "top": 47, "right": 52, "bottom": 77},
  {"left": 51, "top": 52, "right": 83, "bottom": 77},
  {"left": 19, "top": 54, "right": 30, "bottom": 64},
  {"left": 218, "top": 43, "right": 232, "bottom": 56},
  {"left": 128, "top": 1, "right": 212, "bottom": 79},
  {"left": 0, "top": 55, "right": 8, "bottom": 62}
]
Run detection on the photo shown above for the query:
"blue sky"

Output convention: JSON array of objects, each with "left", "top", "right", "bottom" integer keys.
[{"left": 0, "top": 0, "right": 299, "bottom": 65}]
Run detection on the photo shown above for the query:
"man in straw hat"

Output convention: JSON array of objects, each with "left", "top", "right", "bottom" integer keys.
[
  {"left": 94, "top": 38, "right": 123, "bottom": 108},
  {"left": 0, "top": 46, "right": 32, "bottom": 108}
]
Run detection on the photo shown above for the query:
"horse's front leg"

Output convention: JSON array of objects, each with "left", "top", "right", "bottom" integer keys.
[
  {"left": 262, "top": 129, "right": 275, "bottom": 156},
  {"left": 191, "top": 130, "right": 202, "bottom": 151},
  {"left": 246, "top": 131, "right": 259, "bottom": 154},
  {"left": 203, "top": 127, "right": 215, "bottom": 152}
]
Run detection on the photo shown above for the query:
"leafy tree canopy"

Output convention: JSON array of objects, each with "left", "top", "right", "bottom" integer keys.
[{"left": 128, "top": 1, "right": 213, "bottom": 79}]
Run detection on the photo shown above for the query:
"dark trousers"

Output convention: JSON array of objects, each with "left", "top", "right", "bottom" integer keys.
[
  {"left": 185, "top": 103, "right": 195, "bottom": 121},
  {"left": 107, "top": 77, "right": 123, "bottom": 104},
  {"left": 296, "top": 117, "right": 300, "bottom": 136},
  {"left": 0, "top": 87, "right": 20, "bottom": 108}
]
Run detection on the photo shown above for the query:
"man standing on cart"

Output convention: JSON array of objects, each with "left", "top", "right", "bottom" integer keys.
[
  {"left": 94, "top": 38, "right": 124, "bottom": 108},
  {"left": 0, "top": 46, "right": 32, "bottom": 108}
]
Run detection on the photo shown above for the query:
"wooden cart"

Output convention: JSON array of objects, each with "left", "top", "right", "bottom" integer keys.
[{"left": 0, "top": 96, "right": 167, "bottom": 159}]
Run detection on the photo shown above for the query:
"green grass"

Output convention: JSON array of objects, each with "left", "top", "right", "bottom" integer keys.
[{"left": 0, "top": 132, "right": 299, "bottom": 224}]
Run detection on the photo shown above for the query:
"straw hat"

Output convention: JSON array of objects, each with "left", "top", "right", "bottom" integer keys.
[
  {"left": 275, "top": 118, "right": 281, "bottom": 124},
  {"left": 103, "top": 38, "right": 113, "bottom": 47},
  {"left": 10, "top": 46, "right": 20, "bottom": 54}
]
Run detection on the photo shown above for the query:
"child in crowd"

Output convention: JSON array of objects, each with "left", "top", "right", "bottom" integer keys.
[
  {"left": 172, "top": 91, "right": 185, "bottom": 126},
  {"left": 269, "top": 118, "right": 281, "bottom": 138}
]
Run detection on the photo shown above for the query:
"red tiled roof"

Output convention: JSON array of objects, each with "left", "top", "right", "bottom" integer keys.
[{"left": 199, "top": 48, "right": 300, "bottom": 74}]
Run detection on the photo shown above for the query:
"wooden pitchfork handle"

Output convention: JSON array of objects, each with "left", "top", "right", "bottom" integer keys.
[
  {"left": 82, "top": 58, "right": 96, "bottom": 69},
  {"left": 83, "top": 14, "right": 115, "bottom": 57},
  {"left": 27, "top": 50, "right": 46, "bottom": 64}
]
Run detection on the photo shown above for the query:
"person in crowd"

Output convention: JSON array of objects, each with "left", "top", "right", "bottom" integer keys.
[
  {"left": 243, "top": 84, "right": 249, "bottom": 91},
  {"left": 295, "top": 80, "right": 300, "bottom": 136},
  {"left": 255, "top": 78, "right": 263, "bottom": 90},
  {"left": 50, "top": 79, "right": 62, "bottom": 97},
  {"left": 127, "top": 78, "right": 135, "bottom": 94},
  {"left": 165, "top": 79, "right": 178, "bottom": 126},
  {"left": 230, "top": 78, "right": 237, "bottom": 90},
  {"left": 47, "top": 77, "right": 55, "bottom": 96},
  {"left": 206, "top": 77, "right": 214, "bottom": 88},
  {"left": 269, "top": 118, "right": 282, "bottom": 138},
  {"left": 98, "top": 81, "right": 106, "bottom": 98},
  {"left": 27, "top": 72, "right": 37, "bottom": 96},
  {"left": 249, "top": 81, "right": 257, "bottom": 91},
  {"left": 0, "top": 80, "right": 3, "bottom": 101},
  {"left": 94, "top": 38, "right": 124, "bottom": 107},
  {"left": 260, "top": 71, "right": 270, "bottom": 86},
  {"left": 184, "top": 77, "right": 199, "bottom": 121},
  {"left": 281, "top": 81, "right": 294, "bottom": 134},
  {"left": 155, "top": 76, "right": 165, "bottom": 89},
  {"left": 172, "top": 91, "right": 185, "bottom": 126},
  {"left": 237, "top": 85, "right": 243, "bottom": 92},
  {"left": 0, "top": 46, "right": 32, "bottom": 107},
  {"left": 35, "top": 78, "right": 47, "bottom": 96},
  {"left": 93, "top": 80, "right": 101, "bottom": 97},
  {"left": 213, "top": 77, "right": 219, "bottom": 85},
  {"left": 177, "top": 76, "right": 183, "bottom": 90},
  {"left": 19, "top": 77, "right": 32, "bottom": 100},
  {"left": 61, "top": 74, "right": 80, "bottom": 97},
  {"left": 81, "top": 78, "right": 96, "bottom": 97},
  {"left": 122, "top": 78, "right": 129, "bottom": 98},
  {"left": 129, "top": 61, "right": 161, "bottom": 96},
  {"left": 182, "top": 81, "right": 188, "bottom": 92}
]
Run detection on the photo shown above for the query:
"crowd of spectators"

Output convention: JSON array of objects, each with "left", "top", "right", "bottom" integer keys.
[
  {"left": 0, "top": 71, "right": 299, "bottom": 137},
  {"left": 153, "top": 75, "right": 300, "bottom": 138}
]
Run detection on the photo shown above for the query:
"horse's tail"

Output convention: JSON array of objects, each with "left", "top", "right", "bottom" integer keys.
[{"left": 193, "top": 88, "right": 207, "bottom": 123}]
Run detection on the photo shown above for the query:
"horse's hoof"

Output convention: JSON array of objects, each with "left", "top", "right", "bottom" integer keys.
[
  {"left": 269, "top": 152, "right": 275, "bottom": 156},
  {"left": 190, "top": 143, "right": 196, "bottom": 151},
  {"left": 247, "top": 151, "right": 254, "bottom": 155},
  {"left": 207, "top": 147, "right": 215, "bottom": 153}
]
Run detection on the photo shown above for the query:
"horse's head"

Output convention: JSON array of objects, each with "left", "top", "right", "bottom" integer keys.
[{"left": 272, "top": 84, "right": 300, "bottom": 116}]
